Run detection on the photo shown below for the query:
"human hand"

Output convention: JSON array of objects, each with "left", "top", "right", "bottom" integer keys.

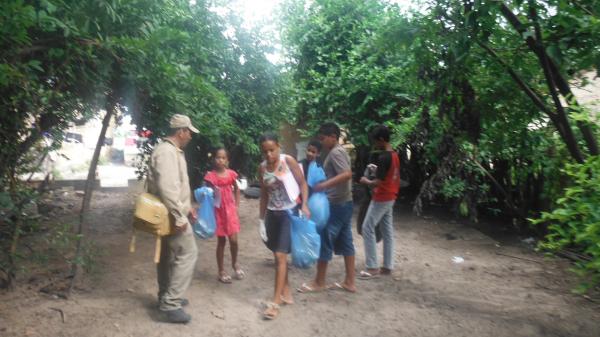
[
  {"left": 174, "top": 222, "right": 188, "bottom": 233},
  {"left": 259, "top": 219, "right": 268, "bottom": 242},
  {"left": 301, "top": 205, "right": 311, "bottom": 220},
  {"left": 314, "top": 182, "right": 325, "bottom": 192},
  {"left": 189, "top": 208, "right": 197, "bottom": 222},
  {"left": 359, "top": 176, "right": 369, "bottom": 185}
]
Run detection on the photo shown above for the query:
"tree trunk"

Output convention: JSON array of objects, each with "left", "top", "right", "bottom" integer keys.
[
  {"left": 478, "top": 33, "right": 584, "bottom": 163},
  {"left": 67, "top": 98, "right": 115, "bottom": 295},
  {"left": 499, "top": 1, "right": 598, "bottom": 158},
  {"left": 6, "top": 174, "right": 22, "bottom": 290}
]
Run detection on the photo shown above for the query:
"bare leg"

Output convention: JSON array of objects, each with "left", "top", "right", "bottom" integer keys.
[
  {"left": 281, "top": 266, "right": 293, "bottom": 304},
  {"left": 272, "top": 252, "right": 287, "bottom": 304},
  {"left": 230, "top": 233, "right": 245, "bottom": 279},
  {"left": 314, "top": 260, "right": 328, "bottom": 288},
  {"left": 229, "top": 233, "right": 238, "bottom": 270},
  {"left": 343, "top": 255, "right": 357, "bottom": 292},
  {"left": 216, "top": 236, "right": 230, "bottom": 282}
]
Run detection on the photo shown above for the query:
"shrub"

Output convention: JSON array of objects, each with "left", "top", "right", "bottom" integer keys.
[{"left": 532, "top": 156, "right": 600, "bottom": 292}]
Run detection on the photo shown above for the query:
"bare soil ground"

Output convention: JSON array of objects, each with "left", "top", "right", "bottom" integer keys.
[{"left": 1, "top": 186, "right": 599, "bottom": 337}]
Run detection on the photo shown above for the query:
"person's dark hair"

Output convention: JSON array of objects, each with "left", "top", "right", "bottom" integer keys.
[
  {"left": 259, "top": 132, "right": 279, "bottom": 144},
  {"left": 307, "top": 139, "right": 322, "bottom": 152},
  {"left": 318, "top": 122, "right": 341, "bottom": 139},
  {"left": 371, "top": 124, "right": 390, "bottom": 142},
  {"left": 212, "top": 147, "right": 228, "bottom": 159}
]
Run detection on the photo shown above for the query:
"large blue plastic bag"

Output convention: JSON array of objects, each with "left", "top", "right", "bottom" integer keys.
[
  {"left": 307, "top": 192, "right": 329, "bottom": 232},
  {"left": 306, "top": 161, "right": 326, "bottom": 188},
  {"left": 288, "top": 211, "right": 321, "bottom": 269},
  {"left": 193, "top": 187, "right": 216, "bottom": 239}
]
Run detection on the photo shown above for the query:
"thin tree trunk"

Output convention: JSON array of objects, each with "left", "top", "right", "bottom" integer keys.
[
  {"left": 466, "top": 154, "right": 525, "bottom": 220},
  {"left": 6, "top": 174, "right": 22, "bottom": 290},
  {"left": 528, "top": 2, "right": 585, "bottom": 163},
  {"left": 67, "top": 98, "right": 115, "bottom": 295},
  {"left": 499, "top": 1, "right": 598, "bottom": 157}
]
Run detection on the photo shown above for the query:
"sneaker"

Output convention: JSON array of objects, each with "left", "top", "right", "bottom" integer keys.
[{"left": 162, "top": 308, "right": 191, "bottom": 324}]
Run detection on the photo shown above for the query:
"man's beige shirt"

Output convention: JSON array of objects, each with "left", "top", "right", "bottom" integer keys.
[{"left": 147, "top": 138, "right": 192, "bottom": 230}]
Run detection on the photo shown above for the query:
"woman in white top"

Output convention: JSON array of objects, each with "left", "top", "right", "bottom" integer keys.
[{"left": 258, "top": 132, "right": 310, "bottom": 320}]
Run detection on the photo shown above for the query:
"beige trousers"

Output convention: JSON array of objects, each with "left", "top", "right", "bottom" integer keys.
[{"left": 157, "top": 230, "right": 198, "bottom": 311}]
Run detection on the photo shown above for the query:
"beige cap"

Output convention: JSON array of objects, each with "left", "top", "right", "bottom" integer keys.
[{"left": 169, "top": 114, "right": 199, "bottom": 133}]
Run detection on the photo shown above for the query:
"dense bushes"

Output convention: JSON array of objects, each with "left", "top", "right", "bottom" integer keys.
[{"left": 533, "top": 156, "right": 600, "bottom": 291}]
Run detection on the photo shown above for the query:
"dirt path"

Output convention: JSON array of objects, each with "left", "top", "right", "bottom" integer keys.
[{"left": 1, "top": 188, "right": 599, "bottom": 337}]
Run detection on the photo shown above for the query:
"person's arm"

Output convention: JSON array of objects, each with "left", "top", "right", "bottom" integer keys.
[
  {"left": 314, "top": 149, "right": 352, "bottom": 192},
  {"left": 360, "top": 152, "right": 391, "bottom": 188},
  {"left": 287, "top": 156, "right": 311, "bottom": 219},
  {"left": 315, "top": 170, "right": 352, "bottom": 192},
  {"left": 153, "top": 148, "right": 188, "bottom": 231},
  {"left": 258, "top": 164, "right": 268, "bottom": 242},
  {"left": 232, "top": 171, "right": 240, "bottom": 208},
  {"left": 258, "top": 165, "right": 267, "bottom": 220},
  {"left": 360, "top": 176, "right": 382, "bottom": 188}
]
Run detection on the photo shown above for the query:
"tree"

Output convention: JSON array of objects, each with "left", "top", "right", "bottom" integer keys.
[{"left": 1, "top": 0, "right": 286, "bottom": 289}]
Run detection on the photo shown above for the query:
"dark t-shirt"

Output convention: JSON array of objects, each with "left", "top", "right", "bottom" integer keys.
[
  {"left": 299, "top": 158, "right": 323, "bottom": 178},
  {"left": 375, "top": 151, "right": 393, "bottom": 180}
]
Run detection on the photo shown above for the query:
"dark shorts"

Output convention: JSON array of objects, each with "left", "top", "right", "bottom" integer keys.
[
  {"left": 319, "top": 200, "right": 355, "bottom": 261},
  {"left": 265, "top": 208, "right": 297, "bottom": 254}
]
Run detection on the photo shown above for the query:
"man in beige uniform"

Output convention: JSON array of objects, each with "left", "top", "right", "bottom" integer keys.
[{"left": 147, "top": 114, "right": 199, "bottom": 324}]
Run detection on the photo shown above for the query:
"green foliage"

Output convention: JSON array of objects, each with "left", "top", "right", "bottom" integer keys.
[
  {"left": 441, "top": 177, "right": 466, "bottom": 199},
  {"left": 533, "top": 156, "right": 600, "bottom": 291},
  {"left": 281, "top": 0, "right": 599, "bottom": 225},
  {"left": 281, "top": 0, "right": 416, "bottom": 145},
  {"left": 1, "top": 0, "right": 288, "bottom": 286}
]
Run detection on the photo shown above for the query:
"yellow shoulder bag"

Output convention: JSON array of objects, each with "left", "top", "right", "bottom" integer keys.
[{"left": 129, "top": 192, "right": 173, "bottom": 263}]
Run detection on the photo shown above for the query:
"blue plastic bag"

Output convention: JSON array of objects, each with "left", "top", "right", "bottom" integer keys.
[
  {"left": 306, "top": 161, "right": 326, "bottom": 188},
  {"left": 288, "top": 210, "right": 321, "bottom": 269},
  {"left": 193, "top": 187, "right": 216, "bottom": 239},
  {"left": 307, "top": 192, "right": 329, "bottom": 232}
]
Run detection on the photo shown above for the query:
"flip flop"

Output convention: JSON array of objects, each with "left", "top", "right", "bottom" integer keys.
[
  {"left": 218, "top": 273, "right": 232, "bottom": 284},
  {"left": 358, "top": 270, "right": 380, "bottom": 280},
  {"left": 233, "top": 268, "right": 246, "bottom": 280},
  {"left": 280, "top": 295, "right": 294, "bottom": 305},
  {"left": 328, "top": 282, "right": 357, "bottom": 293},
  {"left": 263, "top": 302, "right": 280, "bottom": 320},
  {"left": 296, "top": 282, "right": 324, "bottom": 293}
]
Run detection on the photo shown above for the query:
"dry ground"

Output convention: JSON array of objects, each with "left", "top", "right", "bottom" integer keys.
[{"left": 1, "top": 187, "right": 599, "bottom": 337}]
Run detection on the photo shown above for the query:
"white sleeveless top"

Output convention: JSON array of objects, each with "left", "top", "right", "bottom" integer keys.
[{"left": 262, "top": 154, "right": 300, "bottom": 210}]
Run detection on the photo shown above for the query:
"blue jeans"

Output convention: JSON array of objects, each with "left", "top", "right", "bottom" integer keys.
[
  {"left": 362, "top": 200, "right": 395, "bottom": 270},
  {"left": 319, "top": 201, "right": 355, "bottom": 261}
]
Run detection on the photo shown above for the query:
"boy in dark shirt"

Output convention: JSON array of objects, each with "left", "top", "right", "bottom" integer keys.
[{"left": 299, "top": 139, "right": 322, "bottom": 196}]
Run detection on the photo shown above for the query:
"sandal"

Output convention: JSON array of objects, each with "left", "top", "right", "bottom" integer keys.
[
  {"left": 296, "top": 282, "right": 325, "bottom": 293},
  {"left": 328, "top": 282, "right": 357, "bottom": 293},
  {"left": 233, "top": 268, "right": 246, "bottom": 280},
  {"left": 263, "top": 302, "right": 280, "bottom": 320},
  {"left": 218, "top": 272, "right": 232, "bottom": 284},
  {"left": 379, "top": 267, "right": 392, "bottom": 275},
  {"left": 280, "top": 295, "right": 294, "bottom": 305},
  {"left": 358, "top": 270, "right": 380, "bottom": 280}
]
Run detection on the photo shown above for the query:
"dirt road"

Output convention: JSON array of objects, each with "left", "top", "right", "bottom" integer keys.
[{"left": 1, "top": 188, "right": 599, "bottom": 337}]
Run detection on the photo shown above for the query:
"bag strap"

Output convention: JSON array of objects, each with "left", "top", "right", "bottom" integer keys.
[
  {"left": 154, "top": 236, "right": 161, "bottom": 264},
  {"left": 129, "top": 228, "right": 136, "bottom": 253}
]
